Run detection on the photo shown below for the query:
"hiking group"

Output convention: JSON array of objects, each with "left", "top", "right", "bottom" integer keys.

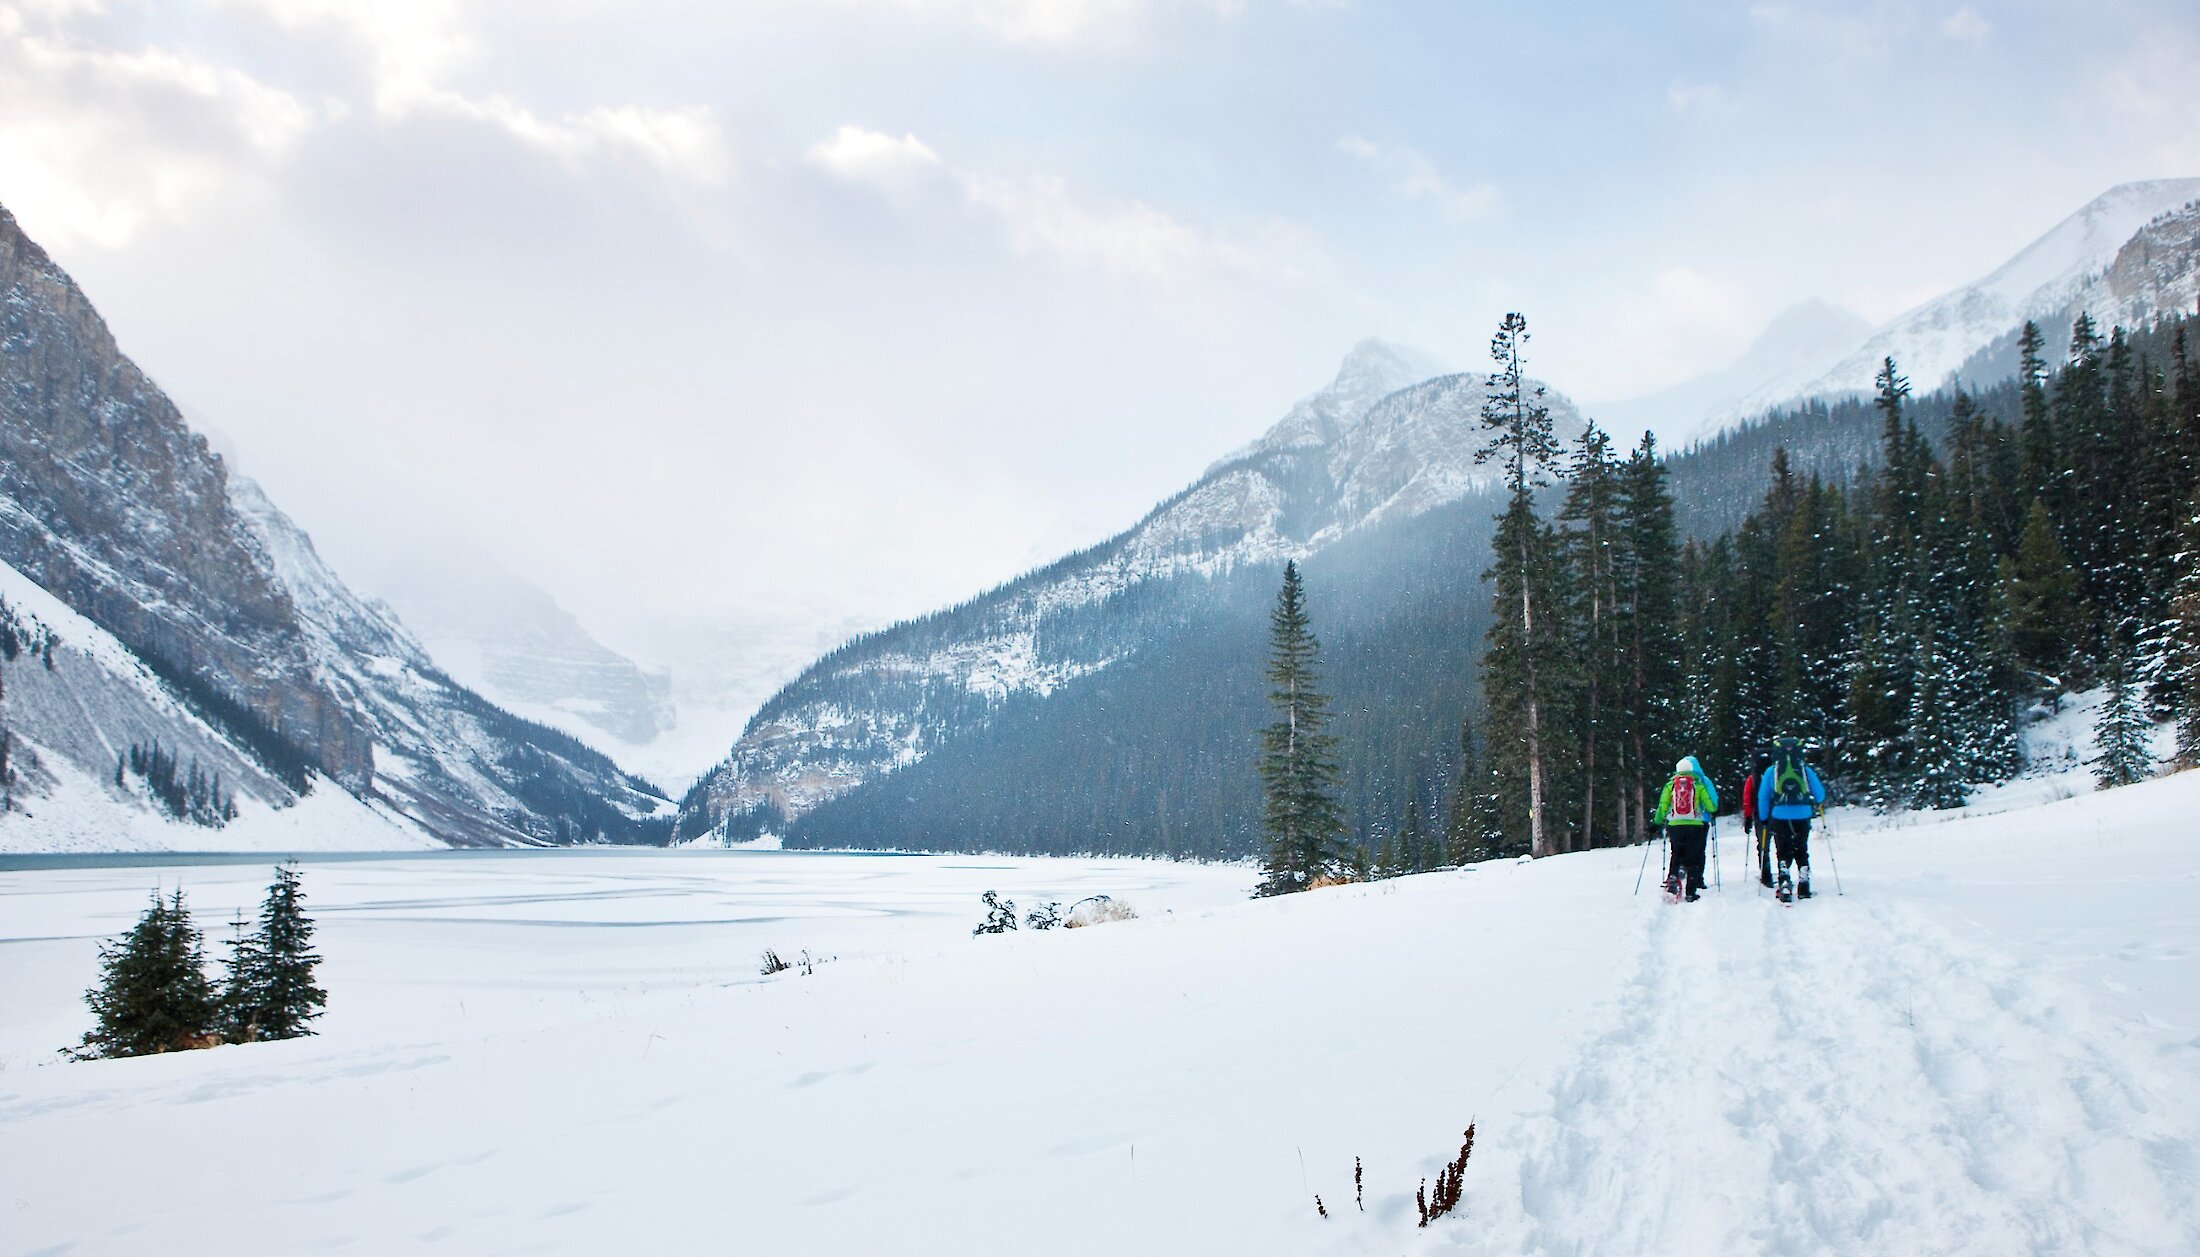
[{"left": 1650, "top": 736, "right": 1827, "bottom": 905}]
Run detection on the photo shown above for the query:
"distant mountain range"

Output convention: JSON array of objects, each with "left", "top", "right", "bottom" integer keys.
[
  {"left": 680, "top": 179, "right": 2200, "bottom": 852},
  {"left": 1607, "top": 179, "right": 2200, "bottom": 447},
  {"left": 0, "top": 203, "right": 670, "bottom": 850},
  {"left": 5, "top": 176, "right": 2194, "bottom": 854}
]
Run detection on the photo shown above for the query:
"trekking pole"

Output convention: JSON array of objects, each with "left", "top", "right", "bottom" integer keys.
[
  {"left": 1821, "top": 812, "right": 1845, "bottom": 896},
  {"left": 1633, "top": 830, "right": 1656, "bottom": 896},
  {"left": 1712, "top": 819, "right": 1722, "bottom": 893}
]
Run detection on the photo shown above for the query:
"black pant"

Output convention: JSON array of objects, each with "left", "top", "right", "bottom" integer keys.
[
  {"left": 1665, "top": 827, "right": 1708, "bottom": 896},
  {"left": 1768, "top": 818, "right": 1810, "bottom": 886}
]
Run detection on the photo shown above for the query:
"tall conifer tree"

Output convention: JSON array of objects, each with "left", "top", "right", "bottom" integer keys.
[
  {"left": 1475, "top": 313, "right": 1566, "bottom": 858},
  {"left": 1256, "top": 562, "right": 1347, "bottom": 895}
]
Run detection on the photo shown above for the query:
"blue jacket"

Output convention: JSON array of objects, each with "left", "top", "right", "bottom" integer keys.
[{"left": 1756, "top": 761, "right": 1826, "bottom": 820}]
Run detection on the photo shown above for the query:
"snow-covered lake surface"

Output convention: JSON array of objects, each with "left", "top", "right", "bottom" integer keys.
[{"left": 5, "top": 778, "right": 2200, "bottom": 1255}]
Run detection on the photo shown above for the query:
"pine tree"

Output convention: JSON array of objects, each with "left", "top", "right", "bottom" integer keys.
[
  {"left": 1475, "top": 313, "right": 1565, "bottom": 858},
  {"left": 2016, "top": 320, "right": 2058, "bottom": 511},
  {"left": 221, "top": 864, "right": 326, "bottom": 1041},
  {"left": 2091, "top": 656, "right": 2154, "bottom": 788},
  {"left": 2165, "top": 487, "right": 2200, "bottom": 770},
  {"left": 1559, "top": 423, "right": 1624, "bottom": 849},
  {"left": 1615, "top": 433, "right": 1679, "bottom": 843},
  {"left": 1443, "top": 714, "right": 1501, "bottom": 863},
  {"left": 1257, "top": 562, "right": 1348, "bottom": 895},
  {"left": 1994, "top": 499, "right": 2087, "bottom": 693},
  {"left": 77, "top": 889, "right": 218, "bottom": 1058}
]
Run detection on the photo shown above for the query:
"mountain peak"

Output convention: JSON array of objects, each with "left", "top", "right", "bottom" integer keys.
[
  {"left": 1329, "top": 338, "right": 1446, "bottom": 401},
  {"left": 1208, "top": 338, "right": 1446, "bottom": 473}
]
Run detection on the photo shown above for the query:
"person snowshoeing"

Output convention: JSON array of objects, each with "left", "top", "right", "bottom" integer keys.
[
  {"left": 1741, "top": 749, "right": 1773, "bottom": 888},
  {"left": 1755, "top": 736, "right": 1827, "bottom": 902},
  {"left": 1653, "top": 756, "right": 1719, "bottom": 902}
]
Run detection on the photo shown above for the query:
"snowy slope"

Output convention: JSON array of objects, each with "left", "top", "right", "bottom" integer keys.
[
  {"left": 232, "top": 480, "right": 671, "bottom": 847},
  {"left": 1595, "top": 298, "right": 1872, "bottom": 449},
  {"left": 4, "top": 772, "right": 2197, "bottom": 1254},
  {"left": 1758, "top": 179, "right": 2200, "bottom": 413},
  {"left": 363, "top": 541, "right": 677, "bottom": 750},
  {"left": 0, "top": 557, "right": 438, "bottom": 852},
  {"left": 685, "top": 342, "right": 1581, "bottom": 836}
]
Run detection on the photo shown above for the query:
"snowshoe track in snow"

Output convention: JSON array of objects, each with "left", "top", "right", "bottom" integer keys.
[{"left": 1465, "top": 891, "right": 2200, "bottom": 1256}]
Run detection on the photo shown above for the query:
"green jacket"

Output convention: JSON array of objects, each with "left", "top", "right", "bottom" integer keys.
[{"left": 1652, "top": 765, "right": 1719, "bottom": 828}]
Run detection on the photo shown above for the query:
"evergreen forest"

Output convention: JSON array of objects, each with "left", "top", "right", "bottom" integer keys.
[{"left": 761, "top": 310, "right": 2200, "bottom": 864}]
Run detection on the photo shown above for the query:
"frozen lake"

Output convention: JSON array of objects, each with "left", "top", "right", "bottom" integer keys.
[{"left": 0, "top": 849, "right": 1255, "bottom": 1070}]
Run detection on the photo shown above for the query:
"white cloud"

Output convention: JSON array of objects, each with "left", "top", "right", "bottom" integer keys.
[
  {"left": 0, "top": 11, "right": 319, "bottom": 248},
  {"left": 1747, "top": 2, "right": 1900, "bottom": 66},
  {"left": 749, "top": 0, "right": 1245, "bottom": 45},
  {"left": 804, "top": 125, "right": 946, "bottom": 191},
  {"left": 966, "top": 174, "right": 1213, "bottom": 282},
  {"left": 1338, "top": 136, "right": 1497, "bottom": 222},
  {"left": 1939, "top": 6, "right": 1990, "bottom": 43},
  {"left": 418, "top": 93, "right": 732, "bottom": 185},
  {"left": 213, "top": 0, "right": 732, "bottom": 186},
  {"left": 803, "top": 122, "right": 1279, "bottom": 292},
  {"left": 1666, "top": 80, "right": 1734, "bottom": 117}
]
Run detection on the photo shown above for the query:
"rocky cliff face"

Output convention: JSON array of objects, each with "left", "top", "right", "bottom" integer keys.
[
  {"left": 0, "top": 203, "right": 372, "bottom": 788},
  {"left": 2082, "top": 199, "right": 2200, "bottom": 330},
  {"left": 680, "top": 341, "right": 1582, "bottom": 839},
  {"left": 0, "top": 202, "right": 667, "bottom": 847}
]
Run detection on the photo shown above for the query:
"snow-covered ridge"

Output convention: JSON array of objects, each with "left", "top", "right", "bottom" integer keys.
[
  {"left": 0, "top": 556, "right": 440, "bottom": 852},
  {"left": 1738, "top": 178, "right": 2200, "bottom": 422},
  {"left": 1, "top": 199, "right": 668, "bottom": 849}
]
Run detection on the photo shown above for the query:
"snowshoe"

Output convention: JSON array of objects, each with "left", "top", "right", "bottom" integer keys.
[
  {"left": 1797, "top": 881, "right": 1813, "bottom": 900},
  {"left": 1776, "top": 872, "right": 1794, "bottom": 905},
  {"left": 1663, "top": 875, "right": 1683, "bottom": 904}
]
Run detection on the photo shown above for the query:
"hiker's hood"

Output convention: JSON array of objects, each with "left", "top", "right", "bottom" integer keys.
[{"left": 1676, "top": 756, "right": 1705, "bottom": 776}]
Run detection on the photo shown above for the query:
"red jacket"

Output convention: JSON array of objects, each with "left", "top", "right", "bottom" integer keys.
[{"left": 1740, "top": 772, "right": 1759, "bottom": 828}]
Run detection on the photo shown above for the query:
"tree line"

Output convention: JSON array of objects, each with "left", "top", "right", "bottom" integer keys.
[{"left": 1259, "top": 310, "right": 2200, "bottom": 890}]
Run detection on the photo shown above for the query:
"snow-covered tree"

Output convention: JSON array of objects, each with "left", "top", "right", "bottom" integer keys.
[
  {"left": 2091, "top": 658, "right": 2154, "bottom": 789},
  {"left": 220, "top": 865, "right": 326, "bottom": 1042},
  {"left": 1257, "top": 562, "right": 1348, "bottom": 894},
  {"left": 78, "top": 889, "right": 218, "bottom": 1058}
]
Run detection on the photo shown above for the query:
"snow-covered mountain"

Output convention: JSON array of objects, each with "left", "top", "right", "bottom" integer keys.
[
  {"left": 1594, "top": 299, "right": 1872, "bottom": 448},
  {"left": 0, "top": 556, "right": 442, "bottom": 850},
  {"left": 365, "top": 546, "right": 676, "bottom": 750},
  {"left": 680, "top": 341, "right": 1582, "bottom": 839},
  {"left": 0, "top": 201, "right": 669, "bottom": 849},
  {"left": 1753, "top": 179, "right": 2200, "bottom": 419},
  {"left": 1601, "top": 180, "right": 2200, "bottom": 446}
]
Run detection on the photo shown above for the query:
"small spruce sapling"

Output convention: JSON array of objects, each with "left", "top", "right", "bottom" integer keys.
[{"left": 2091, "top": 660, "right": 2154, "bottom": 788}]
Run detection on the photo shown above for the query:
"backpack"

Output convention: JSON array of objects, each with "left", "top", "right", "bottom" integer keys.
[
  {"left": 1668, "top": 773, "right": 1702, "bottom": 822},
  {"left": 1772, "top": 747, "right": 1811, "bottom": 808}
]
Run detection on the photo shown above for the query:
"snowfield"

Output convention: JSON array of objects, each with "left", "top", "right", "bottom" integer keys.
[{"left": 4, "top": 776, "right": 2199, "bottom": 1256}]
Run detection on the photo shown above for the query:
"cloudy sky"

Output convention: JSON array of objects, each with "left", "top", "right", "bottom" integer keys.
[{"left": 3, "top": 0, "right": 2196, "bottom": 654}]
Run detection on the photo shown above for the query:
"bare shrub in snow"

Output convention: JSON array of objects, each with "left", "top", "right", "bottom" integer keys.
[
  {"left": 1025, "top": 901, "right": 1064, "bottom": 930},
  {"left": 1418, "top": 1124, "right": 1475, "bottom": 1227},
  {"left": 759, "top": 949, "right": 791, "bottom": 976}
]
